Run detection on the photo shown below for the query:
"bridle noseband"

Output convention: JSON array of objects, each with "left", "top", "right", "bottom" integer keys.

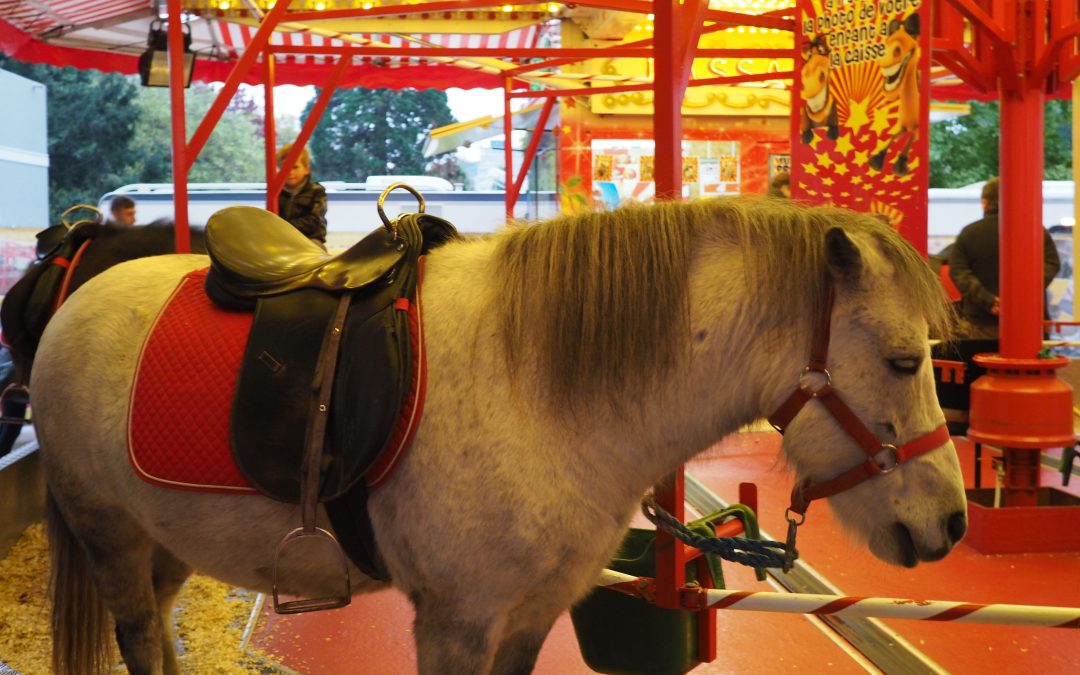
[{"left": 767, "top": 282, "right": 950, "bottom": 556}]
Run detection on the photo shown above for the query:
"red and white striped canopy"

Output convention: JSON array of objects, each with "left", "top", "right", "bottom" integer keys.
[{"left": 0, "top": 1, "right": 552, "bottom": 89}]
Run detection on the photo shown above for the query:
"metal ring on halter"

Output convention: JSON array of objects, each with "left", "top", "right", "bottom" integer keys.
[
  {"left": 59, "top": 204, "right": 103, "bottom": 230},
  {"left": 873, "top": 444, "right": 900, "bottom": 473},
  {"left": 797, "top": 366, "right": 832, "bottom": 396},
  {"left": 376, "top": 183, "right": 426, "bottom": 240}
]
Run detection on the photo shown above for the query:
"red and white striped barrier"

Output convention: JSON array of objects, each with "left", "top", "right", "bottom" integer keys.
[{"left": 598, "top": 569, "right": 1080, "bottom": 629}]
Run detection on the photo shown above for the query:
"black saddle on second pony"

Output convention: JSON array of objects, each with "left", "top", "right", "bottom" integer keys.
[
  {"left": 1, "top": 221, "right": 104, "bottom": 368},
  {"left": 204, "top": 205, "right": 458, "bottom": 582}
]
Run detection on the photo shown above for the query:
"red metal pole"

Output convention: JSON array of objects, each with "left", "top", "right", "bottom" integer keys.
[
  {"left": 166, "top": 0, "right": 189, "bottom": 253},
  {"left": 264, "top": 51, "right": 278, "bottom": 213},
  {"left": 998, "top": 85, "right": 1045, "bottom": 359},
  {"left": 652, "top": 0, "right": 684, "bottom": 202},
  {"left": 508, "top": 97, "right": 554, "bottom": 209},
  {"left": 185, "top": 0, "right": 292, "bottom": 174},
  {"left": 267, "top": 51, "right": 353, "bottom": 202},
  {"left": 504, "top": 77, "right": 514, "bottom": 221}
]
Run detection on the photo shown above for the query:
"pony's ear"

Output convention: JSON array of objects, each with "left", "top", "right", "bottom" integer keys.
[{"left": 825, "top": 228, "right": 863, "bottom": 282}]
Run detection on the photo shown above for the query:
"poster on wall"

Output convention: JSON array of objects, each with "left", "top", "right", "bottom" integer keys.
[{"left": 790, "top": 0, "right": 930, "bottom": 253}]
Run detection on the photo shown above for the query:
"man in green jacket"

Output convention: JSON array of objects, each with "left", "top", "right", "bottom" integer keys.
[
  {"left": 948, "top": 177, "right": 1060, "bottom": 338},
  {"left": 276, "top": 143, "right": 328, "bottom": 247}
]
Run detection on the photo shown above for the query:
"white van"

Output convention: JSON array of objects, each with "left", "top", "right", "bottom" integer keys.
[{"left": 98, "top": 180, "right": 559, "bottom": 236}]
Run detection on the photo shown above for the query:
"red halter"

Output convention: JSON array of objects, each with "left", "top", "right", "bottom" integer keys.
[{"left": 767, "top": 284, "right": 951, "bottom": 518}]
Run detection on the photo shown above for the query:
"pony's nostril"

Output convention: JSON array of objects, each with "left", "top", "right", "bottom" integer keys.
[{"left": 946, "top": 511, "right": 967, "bottom": 543}]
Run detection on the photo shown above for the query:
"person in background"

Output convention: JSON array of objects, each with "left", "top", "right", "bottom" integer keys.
[
  {"left": 767, "top": 171, "right": 791, "bottom": 198},
  {"left": 108, "top": 196, "right": 136, "bottom": 227},
  {"left": 948, "top": 177, "right": 1060, "bottom": 338},
  {"left": 276, "top": 143, "right": 327, "bottom": 247}
]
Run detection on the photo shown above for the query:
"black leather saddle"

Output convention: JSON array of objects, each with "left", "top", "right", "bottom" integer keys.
[
  {"left": 204, "top": 204, "right": 458, "bottom": 581},
  {"left": 1, "top": 220, "right": 103, "bottom": 367}
]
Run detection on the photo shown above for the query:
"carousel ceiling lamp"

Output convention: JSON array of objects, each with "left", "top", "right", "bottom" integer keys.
[{"left": 138, "top": 19, "right": 195, "bottom": 88}]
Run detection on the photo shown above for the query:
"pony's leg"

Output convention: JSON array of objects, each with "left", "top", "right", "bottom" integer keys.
[
  {"left": 151, "top": 545, "right": 192, "bottom": 675},
  {"left": 412, "top": 593, "right": 503, "bottom": 675},
  {"left": 489, "top": 612, "right": 561, "bottom": 675},
  {"left": 68, "top": 508, "right": 168, "bottom": 674}
]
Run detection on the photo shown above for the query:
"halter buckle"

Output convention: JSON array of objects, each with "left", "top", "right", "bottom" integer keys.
[
  {"left": 873, "top": 444, "right": 900, "bottom": 473},
  {"left": 798, "top": 366, "right": 832, "bottom": 396}
]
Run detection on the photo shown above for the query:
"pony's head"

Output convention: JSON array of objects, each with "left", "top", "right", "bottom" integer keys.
[
  {"left": 491, "top": 197, "right": 966, "bottom": 567},
  {"left": 765, "top": 209, "right": 965, "bottom": 567}
]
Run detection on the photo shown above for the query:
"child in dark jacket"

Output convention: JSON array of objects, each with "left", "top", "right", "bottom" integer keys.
[{"left": 276, "top": 143, "right": 328, "bottom": 246}]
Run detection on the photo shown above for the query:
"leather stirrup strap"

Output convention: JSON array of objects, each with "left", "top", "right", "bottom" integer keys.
[{"left": 301, "top": 293, "right": 353, "bottom": 533}]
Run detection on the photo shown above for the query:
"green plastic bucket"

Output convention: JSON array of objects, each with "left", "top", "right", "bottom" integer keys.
[
  {"left": 570, "top": 505, "right": 762, "bottom": 675},
  {"left": 570, "top": 527, "right": 708, "bottom": 675}
]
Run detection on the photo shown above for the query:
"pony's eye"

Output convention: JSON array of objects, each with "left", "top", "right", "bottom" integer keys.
[{"left": 887, "top": 357, "right": 920, "bottom": 375}]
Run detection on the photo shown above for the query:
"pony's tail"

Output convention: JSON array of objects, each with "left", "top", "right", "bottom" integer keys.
[{"left": 46, "top": 490, "right": 113, "bottom": 675}]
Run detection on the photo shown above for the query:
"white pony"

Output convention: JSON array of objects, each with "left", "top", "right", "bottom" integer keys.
[{"left": 33, "top": 196, "right": 967, "bottom": 674}]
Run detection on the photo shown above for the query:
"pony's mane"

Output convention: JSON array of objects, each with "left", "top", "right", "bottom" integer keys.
[{"left": 492, "top": 196, "right": 951, "bottom": 412}]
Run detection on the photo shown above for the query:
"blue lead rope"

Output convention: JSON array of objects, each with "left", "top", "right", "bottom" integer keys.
[{"left": 641, "top": 495, "right": 794, "bottom": 570}]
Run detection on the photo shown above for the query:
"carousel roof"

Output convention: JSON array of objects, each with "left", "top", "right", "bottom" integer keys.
[{"left": 0, "top": 0, "right": 559, "bottom": 89}]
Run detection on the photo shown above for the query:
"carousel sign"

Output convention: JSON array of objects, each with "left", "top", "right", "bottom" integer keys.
[{"left": 790, "top": 0, "right": 930, "bottom": 252}]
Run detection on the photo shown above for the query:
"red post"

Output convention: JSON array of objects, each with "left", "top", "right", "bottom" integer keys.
[
  {"left": 652, "top": 468, "right": 687, "bottom": 608},
  {"left": 504, "top": 78, "right": 514, "bottom": 221},
  {"left": 185, "top": 0, "right": 293, "bottom": 174},
  {"left": 264, "top": 51, "right": 278, "bottom": 213},
  {"left": 508, "top": 97, "right": 555, "bottom": 211},
  {"left": 166, "top": 0, "right": 189, "bottom": 253},
  {"left": 997, "top": 85, "right": 1045, "bottom": 359},
  {"left": 267, "top": 50, "right": 353, "bottom": 202},
  {"left": 652, "top": 0, "right": 684, "bottom": 201}
]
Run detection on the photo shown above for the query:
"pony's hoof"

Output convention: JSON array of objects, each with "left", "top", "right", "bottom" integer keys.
[
  {"left": 868, "top": 152, "right": 886, "bottom": 172},
  {"left": 827, "top": 124, "right": 839, "bottom": 140},
  {"left": 801, "top": 129, "right": 813, "bottom": 144},
  {"left": 894, "top": 155, "right": 909, "bottom": 175}
]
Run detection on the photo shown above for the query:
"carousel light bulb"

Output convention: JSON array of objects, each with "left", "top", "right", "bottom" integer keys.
[
  {"left": 646, "top": 22, "right": 653, "bottom": 31},
  {"left": 547, "top": 2, "right": 559, "bottom": 13},
  {"left": 502, "top": 4, "right": 513, "bottom": 12},
  {"left": 646, "top": 12, "right": 654, "bottom": 20},
  {"left": 315, "top": 0, "right": 326, "bottom": 8},
  {"left": 363, "top": 0, "right": 373, "bottom": 7},
  {"left": 220, "top": 0, "right": 230, "bottom": 9}
]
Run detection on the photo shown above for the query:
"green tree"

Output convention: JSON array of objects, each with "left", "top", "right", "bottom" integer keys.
[
  {"left": 306, "top": 88, "right": 456, "bottom": 182},
  {"left": 0, "top": 55, "right": 140, "bottom": 222},
  {"left": 929, "top": 99, "right": 1072, "bottom": 187},
  {"left": 126, "top": 83, "right": 265, "bottom": 185}
]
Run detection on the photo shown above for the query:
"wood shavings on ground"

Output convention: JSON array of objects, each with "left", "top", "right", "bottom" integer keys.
[{"left": 0, "top": 523, "right": 275, "bottom": 674}]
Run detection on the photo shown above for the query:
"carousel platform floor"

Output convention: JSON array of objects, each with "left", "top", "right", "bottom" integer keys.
[{"left": 249, "top": 432, "right": 1080, "bottom": 674}]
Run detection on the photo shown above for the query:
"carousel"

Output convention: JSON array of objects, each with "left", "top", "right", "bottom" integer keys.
[{"left": 0, "top": 1, "right": 1079, "bottom": 674}]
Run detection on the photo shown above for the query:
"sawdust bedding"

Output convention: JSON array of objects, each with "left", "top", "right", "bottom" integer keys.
[{"left": 0, "top": 523, "right": 281, "bottom": 674}]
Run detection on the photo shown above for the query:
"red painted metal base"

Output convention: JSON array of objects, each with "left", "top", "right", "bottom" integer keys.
[{"left": 965, "top": 487, "right": 1080, "bottom": 554}]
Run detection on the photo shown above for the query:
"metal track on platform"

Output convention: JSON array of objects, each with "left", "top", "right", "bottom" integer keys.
[{"left": 684, "top": 473, "right": 946, "bottom": 675}]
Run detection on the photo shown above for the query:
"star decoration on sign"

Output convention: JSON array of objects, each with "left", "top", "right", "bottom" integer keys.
[
  {"left": 802, "top": 162, "right": 820, "bottom": 176},
  {"left": 871, "top": 109, "right": 893, "bottom": 134},
  {"left": 845, "top": 98, "right": 870, "bottom": 133},
  {"left": 834, "top": 134, "right": 855, "bottom": 155},
  {"left": 815, "top": 152, "right": 835, "bottom": 168}
]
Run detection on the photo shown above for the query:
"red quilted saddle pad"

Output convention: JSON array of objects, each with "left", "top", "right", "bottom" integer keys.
[{"left": 128, "top": 268, "right": 258, "bottom": 493}]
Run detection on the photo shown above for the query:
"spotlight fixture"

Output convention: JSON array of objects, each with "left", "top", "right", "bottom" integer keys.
[{"left": 138, "top": 19, "right": 195, "bottom": 88}]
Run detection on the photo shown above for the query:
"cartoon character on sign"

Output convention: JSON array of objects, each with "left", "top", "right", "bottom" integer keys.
[
  {"left": 870, "top": 14, "right": 920, "bottom": 175},
  {"left": 800, "top": 35, "right": 838, "bottom": 144}
]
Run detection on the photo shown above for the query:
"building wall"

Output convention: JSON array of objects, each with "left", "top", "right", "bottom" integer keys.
[{"left": 0, "top": 69, "right": 48, "bottom": 230}]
